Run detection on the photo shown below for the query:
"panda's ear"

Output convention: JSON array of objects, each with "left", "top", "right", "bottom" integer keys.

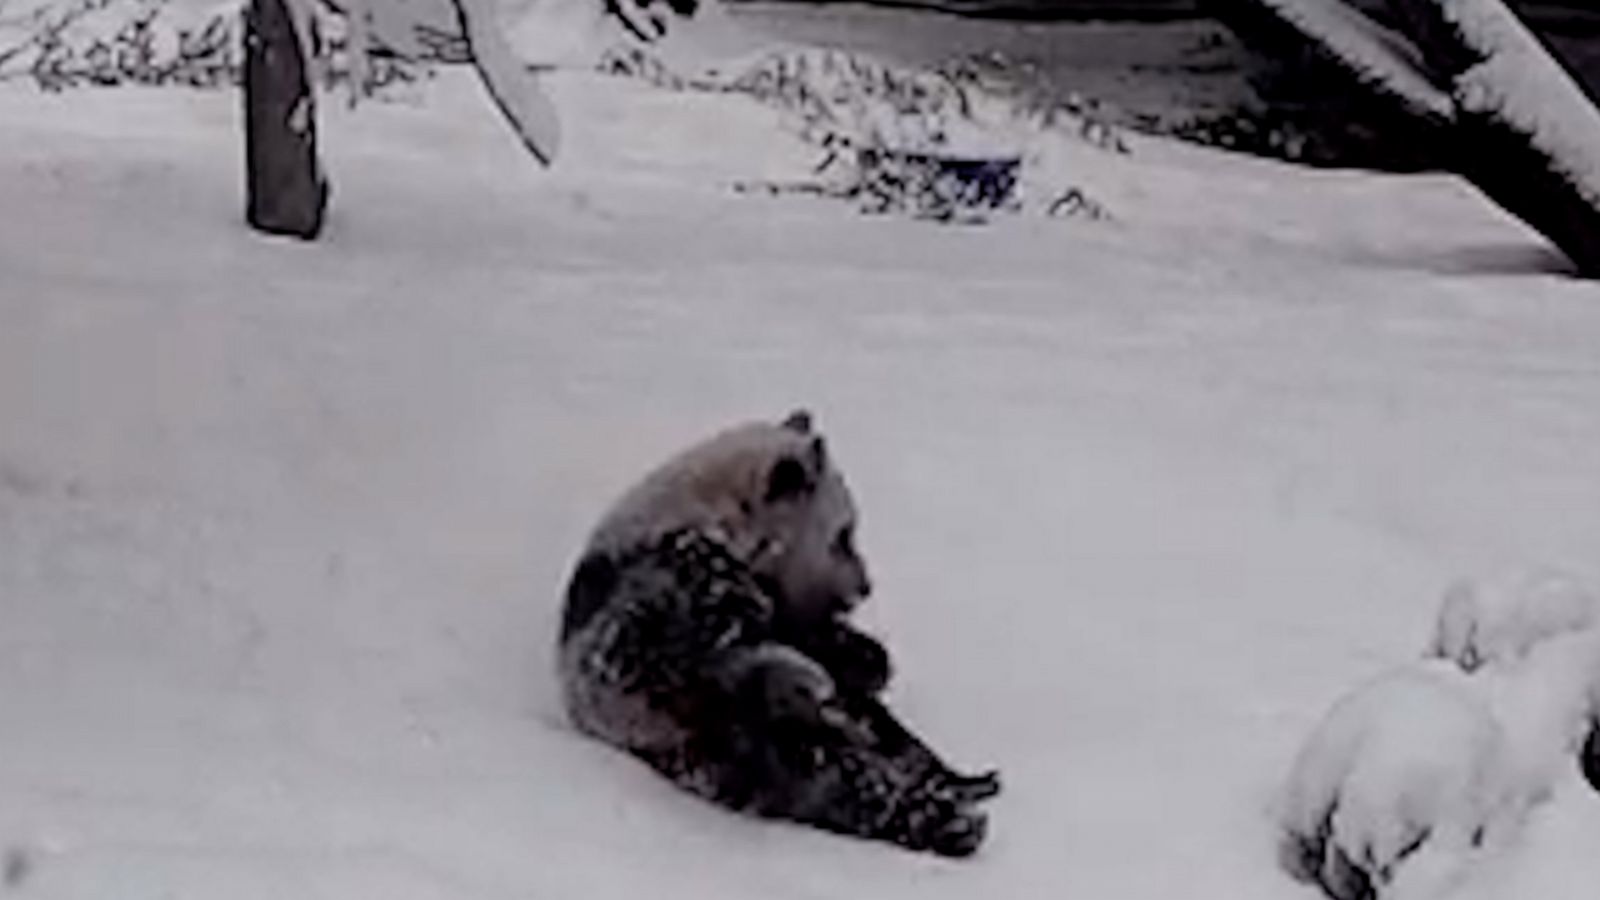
[
  {"left": 766, "top": 453, "right": 815, "bottom": 502},
  {"left": 781, "top": 409, "right": 813, "bottom": 434},
  {"left": 806, "top": 435, "right": 827, "bottom": 470}
]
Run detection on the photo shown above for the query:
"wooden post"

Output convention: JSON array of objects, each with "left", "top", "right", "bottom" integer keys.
[{"left": 243, "top": 0, "right": 328, "bottom": 239}]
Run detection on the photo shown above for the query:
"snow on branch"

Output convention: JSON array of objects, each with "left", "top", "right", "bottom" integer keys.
[
  {"left": 1212, "top": 0, "right": 1600, "bottom": 277},
  {"left": 1214, "top": 0, "right": 1453, "bottom": 118},
  {"left": 1390, "top": 0, "right": 1600, "bottom": 276},
  {"left": 1202, "top": 0, "right": 1454, "bottom": 170}
]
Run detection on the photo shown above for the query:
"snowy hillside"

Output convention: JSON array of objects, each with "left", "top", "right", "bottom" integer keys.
[{"left": 4, "top": 4, "right": 1600, "bottom": 899}]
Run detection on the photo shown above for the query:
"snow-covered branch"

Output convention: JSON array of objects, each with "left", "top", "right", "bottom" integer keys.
[{"left": 1211, "top": 0, "right": 1600, "bottom": 277}]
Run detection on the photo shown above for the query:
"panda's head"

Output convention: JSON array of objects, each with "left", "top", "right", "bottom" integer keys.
[
  {"left": 741, "top": 410, "right": 872, "bottom": 630},
  {"left": 586, "top": 409, "right": 872, "bottom": 625}
]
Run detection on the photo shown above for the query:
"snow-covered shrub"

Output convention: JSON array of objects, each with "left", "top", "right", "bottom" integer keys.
[
  {"left": 1278, "top": 663, "right": 1525, "bottom": 900},
  {"left": 1428, "top": 571, "right": 1599, "bottom": 673},
  {"left": 603, "top": 46, "right": 1112, "bottom": 223},
  {"left": 0, "top": 0, "right": 427, "bottom": 91},
  {"left": 726, "top": 49, "right": 984, "bottom": 156},
  {"left": 830, "top": 143, "right": 1022, "bottom": 222},
  {"left": 1167, "top": 103, "right": 1312, "bottom": 161},
  {"left": 0, "top": 0, "right": 241, "bottom": 88},
  {"left": 933, "top": 52, "right": 1132, "bottom": 156}
]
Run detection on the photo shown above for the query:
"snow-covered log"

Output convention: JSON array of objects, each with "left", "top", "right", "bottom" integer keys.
[
  {"left": 243, "top": 0, "right": 329, "bottom": 239},
  {"left": 1386, "top": 0, "right": 1600, "bottom": 276},
  {"left": 1203, "top": 0, "right": 1453, "bottom": 170}
]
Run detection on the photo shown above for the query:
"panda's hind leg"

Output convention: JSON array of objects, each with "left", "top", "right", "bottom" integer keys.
[
  {"left": 838, "top": 694, "right": 1002, "bottom": 804},
  {"left": 696, "top": 646, "right": 990, "bottom": 857}
]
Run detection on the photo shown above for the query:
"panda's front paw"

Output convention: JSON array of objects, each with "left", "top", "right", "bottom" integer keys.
[
  {"left": 824, "top": 628, "right": 892, "bottom": 696},
  {"left": 898, "top": 787, "right": 990, "bottom": 858}
]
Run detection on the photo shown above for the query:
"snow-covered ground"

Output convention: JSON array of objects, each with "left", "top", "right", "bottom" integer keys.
[{"left": 3, "top": 5, "right": 1600, "bottom": 898}]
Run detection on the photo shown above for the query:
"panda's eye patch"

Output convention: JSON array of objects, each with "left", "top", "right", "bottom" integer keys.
[{"left": 832, "top": 526, "right": 855, "bottom": 557}]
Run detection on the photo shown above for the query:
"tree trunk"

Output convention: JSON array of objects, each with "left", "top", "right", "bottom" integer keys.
[{"left": 243, "top": 0, "right": 328, "bottom": 239}]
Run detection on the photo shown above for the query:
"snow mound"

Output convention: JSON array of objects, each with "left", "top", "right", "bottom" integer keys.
[
  {"left": 1283, "top": 575, "right": 1600, "bottom": 900},
  {"left": 1278, "top": 663, "right": 1524, "bottom": 900},
  {"left": 1428, "top": 570, "right": 1600, "bottom": 673},
  {"left": 1473, "top": 628, "right": 1600, "bottom": 802}
]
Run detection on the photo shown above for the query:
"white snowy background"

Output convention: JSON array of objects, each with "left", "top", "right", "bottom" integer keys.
[{"left": 3, "top": 1, "right": 1600, "bottom": 898}]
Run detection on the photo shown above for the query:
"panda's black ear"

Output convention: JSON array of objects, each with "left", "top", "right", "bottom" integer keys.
[
  {"left": 781, "top": 409, "right": 813, "bottom": 434},
  {"left": 807, "top": 435, "right": 827, "bottom": 469},
  {"left": 766, "top": 453, "right": 815, "bottom": 502}
]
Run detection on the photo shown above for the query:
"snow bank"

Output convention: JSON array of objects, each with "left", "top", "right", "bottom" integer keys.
[{"left": 8, "top": 6, "right": 1600, "bottom": 898}]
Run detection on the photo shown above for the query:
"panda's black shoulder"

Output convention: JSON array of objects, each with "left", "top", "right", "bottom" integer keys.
[{"left": 561, "top": 527, "right": 773, "bottom": 643}]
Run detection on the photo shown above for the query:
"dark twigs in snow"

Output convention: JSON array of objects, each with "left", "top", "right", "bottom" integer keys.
[
  {"left": 602, "top": 0, "right": 699, "bottom": 45},
  {"left": 811, "top": 142, "right": 1023, "bottom": 223},
  {"left": 1047, "top": 187, "right": 1112, "bottom": 221},
  {"left": 243, "top": 0, "right": 328, "bottom": 239},
  {"left": 0, "top": 0, "right": 234, "bottom": 89},
  {"left": 605, "top": 46, "right": 1113, "bottom": 224}
]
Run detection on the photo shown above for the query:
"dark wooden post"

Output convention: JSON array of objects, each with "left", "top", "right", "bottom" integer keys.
[{"left": 243, "top": 0, "right": 328, "bottom": 239}]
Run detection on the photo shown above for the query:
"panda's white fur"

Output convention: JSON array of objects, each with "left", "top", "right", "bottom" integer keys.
[{"left": 581, "top": 411, "right": 870, "bottom": 629}]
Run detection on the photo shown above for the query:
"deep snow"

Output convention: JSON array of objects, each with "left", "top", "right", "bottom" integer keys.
[{"left": 3, "top": 4, "right": 1600, "bottom": 898}]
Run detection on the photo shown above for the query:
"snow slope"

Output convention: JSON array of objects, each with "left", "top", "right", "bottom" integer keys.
[{"left": 4, "top": 9, "right": 1600, "bottom": 898}]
